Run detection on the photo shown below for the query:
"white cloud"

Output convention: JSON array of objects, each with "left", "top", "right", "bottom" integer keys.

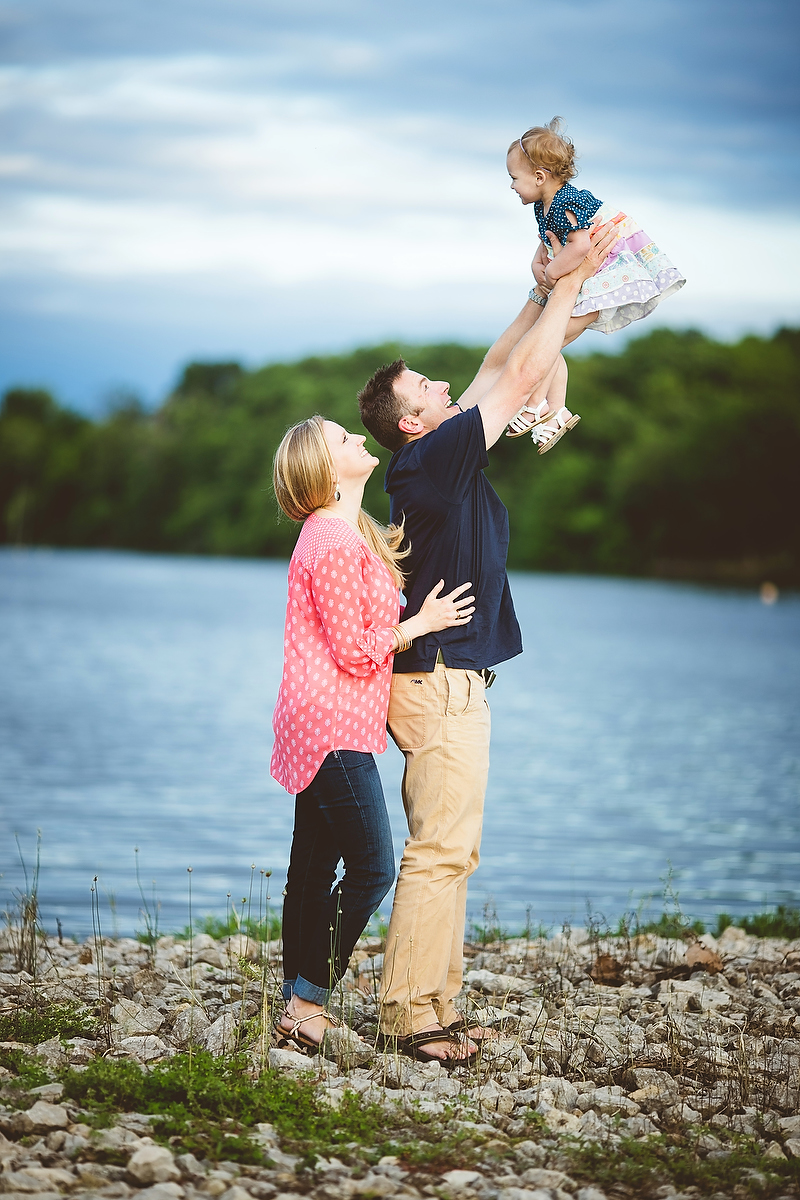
[{"left": 1, "top": 48, "right": 798, "bottom": 406}]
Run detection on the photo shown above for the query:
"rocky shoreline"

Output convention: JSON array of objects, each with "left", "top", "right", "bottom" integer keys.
[{"left": 1, "top": 923, "right": 799, "bottom": 1200}]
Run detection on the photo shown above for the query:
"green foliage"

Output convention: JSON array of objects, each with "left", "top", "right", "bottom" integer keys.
[
  {"left": 0, "top": 1003, "right": 97, "bottom": 1045},
  {"left": 622, "top": 911, "right": 706, "bottom": 939},
  {"left": 2, "top": 329, "right": 799, "bottom": 581},
  {"left": 714, "top": 905, "right": 800, "bottom": 940},
  {"left": 59, "top": 1051, "right": 388, "bottom": 1162},
  {"left": 561, "top": 1128, "right": 800, "bottom": 1197},
  {"left": 178, "top": 912, "right": 282, "bottom": 944},
  {"left": 0, "top": 1047, "right": 51, "bottom": 1090}
]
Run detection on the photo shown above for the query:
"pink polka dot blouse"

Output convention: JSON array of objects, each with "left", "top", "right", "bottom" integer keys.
[{"left": 270, "top": 512, "right": 402, "bottom": 795}]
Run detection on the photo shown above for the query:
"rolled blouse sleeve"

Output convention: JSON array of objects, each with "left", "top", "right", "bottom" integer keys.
[{"left": 310, "top": 545, "right": 397, "bottom": 675}]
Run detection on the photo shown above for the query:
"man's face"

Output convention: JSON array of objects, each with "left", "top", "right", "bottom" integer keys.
[{"left": 396, "top": 369, "right": 454, "bottom": 438}]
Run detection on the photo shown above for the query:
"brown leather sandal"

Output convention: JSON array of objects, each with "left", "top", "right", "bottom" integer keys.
[{"left": 376, "top": 1028, "right": 476, "bottom": 1068}]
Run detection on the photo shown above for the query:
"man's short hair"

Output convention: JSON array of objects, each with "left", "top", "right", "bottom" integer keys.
[{"left": 358, "top": 358, "right": 417, "bottom": 452}]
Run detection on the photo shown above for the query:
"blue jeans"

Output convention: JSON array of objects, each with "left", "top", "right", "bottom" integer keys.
[{"left": 282, "top": 750, "right": 396, "bottom": 1006}]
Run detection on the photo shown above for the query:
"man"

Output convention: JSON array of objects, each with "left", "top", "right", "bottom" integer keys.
[{"left": 357, "top": 226, "right": 616, "bottom": 1061}]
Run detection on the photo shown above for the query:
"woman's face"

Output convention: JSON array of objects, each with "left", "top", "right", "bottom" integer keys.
[{"left": 322, "top": 421, "right": 379, "bottom": 487}]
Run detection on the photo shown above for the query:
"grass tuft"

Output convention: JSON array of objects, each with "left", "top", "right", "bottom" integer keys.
[
  {"left": 561, "top": 1128, "right": 800, "bottom": 1198},
  {"left": 0, "top": 1047, "right": 52, "bottom": 1090},
  {"left": 0, "top": 1003, "right": 97, "bottom": 1045},
  {"left": 714, "top": 904, "right": 800, "bottom": 940}
]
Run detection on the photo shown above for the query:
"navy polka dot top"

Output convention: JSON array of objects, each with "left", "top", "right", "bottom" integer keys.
[{"left": 535, "top": 183, "right": 603, "bottom": 248}]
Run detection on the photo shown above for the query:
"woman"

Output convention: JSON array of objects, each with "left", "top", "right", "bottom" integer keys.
[{"left": 271, "top": 415, "right": 474, "bottom": 1052}]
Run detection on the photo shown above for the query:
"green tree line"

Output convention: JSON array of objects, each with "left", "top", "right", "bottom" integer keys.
[{"left": 1, "top": 327, "right": 798, "bottom": 582}]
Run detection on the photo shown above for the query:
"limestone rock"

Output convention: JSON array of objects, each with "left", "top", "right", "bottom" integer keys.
[
  {"left": 112, "top": 998, "right": 166, "bottom": 1037},
  {"left": 203, "top": 1012, "right": 237, "bottom": 1058},
  {"left": 470, "top": 1078, "right": 515, "bottom": 1114},
  {"left": 3, "top": 1165, "right": 76, "bottom": 1191},
  {"left": 268, "top": 1047, "right": 316, "bottom": 1073},
  {"left": 518, "top": 1167, "right": 576, "bottom": 1190},
  {"left": 137, "top": 1184, "right": 185, "bottom": 1200},
  {"left": 18, "top": 1100, "right": 70, "bottom": 1134},
  {"left": 321, "top": 1025, "right": 374, "bottom": 1067},
  {"left": 441, "top": 1170, "right": 481, "bottom": 1190},
  {"left": 785, "top": 1138, "right": 800, "bottom": 1158},
  {"left": 171, "top": 1006, "right": 211, "bottom": 1048},
  {"left": 578, "top": 1086, "right": 639, "bottom": 1117},
  {"left": 220, "top": 1187, "right": 252, "bottom": 1200},
  {"left": 128, "top": 1144, "right": 181, "bottom": 1184},
  {"left": 32, "top": 1037, "right": 69, "bottom": 1071},
  {"left": 118, "top": 1034, "right": 172, "bottom": 1061},
  {"left": 92, "top": 1124, "right": 145, "bottom": 1154}
]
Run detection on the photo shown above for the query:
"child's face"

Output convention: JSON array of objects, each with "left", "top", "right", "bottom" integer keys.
[{"left": 507, "top": 147, "right": 547, "bottom": 204}]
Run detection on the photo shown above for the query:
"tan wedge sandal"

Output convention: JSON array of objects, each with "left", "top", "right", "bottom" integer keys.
[{"left": 274, "top": 1008, "right": 339, "bottom": 1055}]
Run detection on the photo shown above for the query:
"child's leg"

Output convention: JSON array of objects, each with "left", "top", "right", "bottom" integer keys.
[
  {"left": 505, "top": 354, "right": 568, "bottom": 436},
  {"left": 563, "top": 310, "right": 599, "bottom": 347}
]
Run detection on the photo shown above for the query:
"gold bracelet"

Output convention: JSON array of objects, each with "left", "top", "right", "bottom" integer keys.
[{"left": 392, "top": 625, "right": 412, "bottom": 653}]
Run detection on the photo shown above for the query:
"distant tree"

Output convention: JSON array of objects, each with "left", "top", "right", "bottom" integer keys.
[{"left": 1, "top": 330, "right": 797, "bottom": 583}]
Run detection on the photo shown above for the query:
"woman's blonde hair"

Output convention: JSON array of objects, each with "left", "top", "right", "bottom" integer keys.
[
  {"left": 510, "top": 116, "right": 577, "bottom": 182},
  {"left": 273, "top": 415, "right": 408, "bottom": 588}
]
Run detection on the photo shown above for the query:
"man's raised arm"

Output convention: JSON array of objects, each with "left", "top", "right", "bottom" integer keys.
[
  {"left": 455, "top": 297, "right": 544, "bottom": 411},
  {"left": 476, "top": 223, "right": 618, "bottom": 448}
]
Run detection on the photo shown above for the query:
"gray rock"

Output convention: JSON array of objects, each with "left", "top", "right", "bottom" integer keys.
[
  {"left": 118, "top": 1034, "right": 172, "bottom": 1061},
  {"left": 321, "top": 1026, "right": 374, "bottom": 1067},
  {"left": 534, "top": 1077, "right": 579, "bottom": 1113},
  {"left": 576, "top": 1189, "right": 608, "bottom": 1200},
  {"left": 92, "top": 1124, "right": 144, "bottom": 1154},
  {"left": 493, "top": 1188, "right": 553, "bottom": 1200},
  {"left": 175, "top": 1152, "right": 207, "bottom": 1182},
  {"left": 441, "top": 1170, "right": 482, "bottom": 1190},
  {"left": 27, "top": 1084, "right": 64, "bottom": 1101},
  {"left": 31, "top": 1039, "right": 68, "bottom": 1072},
  {"left": 112, "top": 999, "right": 166, "bottom": 1038},
  {"left": 577, "top": 1087, "right": 640, "bottom": 1117},
  {"left": 203, "top": 1012, "right": 238, "bottom": 1058},
  {"left": 267, "top": 1047, "right": 315, "bottom": 1073},
  {"left": 171, "top": 1007, "right": 211, "bottom": 1048},
  {"left": 220, "top": 1188, "right": 252, "bottom": 1200},
  {"left": 2, "top": 1166, "right": 76, "bottom": 1192},
  {"left": 136, "top": 1185, "right": 185, "bottom": 1200},
  {"left": 518, "top": 1167, "right": 576, "bottom": 1190},
  {"left": 128, "top": 1144, "right": 181, "bottom": 1184},
  {"left": 17, "top": 1102, "right": 70, "bottom": 1134}
]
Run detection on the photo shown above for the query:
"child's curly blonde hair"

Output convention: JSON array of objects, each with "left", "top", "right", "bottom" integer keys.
[{"left": 510, "top": 116, "right": 577, "bottom": 183}]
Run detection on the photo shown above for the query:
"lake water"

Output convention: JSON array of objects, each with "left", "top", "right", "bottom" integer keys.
[{"left": 1, "top": 548, "right": 798, "bottom": 940}]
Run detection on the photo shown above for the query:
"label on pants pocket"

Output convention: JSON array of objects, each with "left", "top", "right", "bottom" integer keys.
[{"left": 388, "top": 674, "right": 427, "bottom": 750}]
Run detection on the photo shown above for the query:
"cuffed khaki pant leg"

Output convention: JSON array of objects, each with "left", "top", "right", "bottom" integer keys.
[{"left": 380, "top": 663, "right": 490, "bottom": 1035}]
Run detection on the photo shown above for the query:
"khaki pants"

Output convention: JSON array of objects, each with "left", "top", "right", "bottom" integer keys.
[{"left": 380, "top": 663, "right": 491, "bottom": 1035}]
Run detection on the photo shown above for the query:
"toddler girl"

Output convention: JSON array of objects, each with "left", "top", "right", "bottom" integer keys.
[{"left": 505, "top": 117, "right": 685, "bottom": 452}]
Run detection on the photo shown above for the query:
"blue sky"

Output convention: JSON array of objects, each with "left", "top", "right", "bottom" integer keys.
[{"left": 1, "top": 0, "right": 798, "bottom": 411}]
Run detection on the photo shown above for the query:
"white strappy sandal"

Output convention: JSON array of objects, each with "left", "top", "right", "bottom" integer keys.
[
  {"left": 505, "top": 398, "right": 560, "bottom": 438},
  {"left": 531, "top": 405, "right": 581, "bottom": 454}
]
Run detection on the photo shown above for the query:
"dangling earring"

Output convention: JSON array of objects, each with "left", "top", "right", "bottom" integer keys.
[{"left": 334, "top": 487, "right": 341, "bottom": 502}]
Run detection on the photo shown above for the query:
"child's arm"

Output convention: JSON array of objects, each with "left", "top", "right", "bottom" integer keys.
[
  {"left": 531, "top": 239, "right": 548, "bottom": 286},
  {"left": 544, "top": 225, "right": 593, "bottom": 285}
]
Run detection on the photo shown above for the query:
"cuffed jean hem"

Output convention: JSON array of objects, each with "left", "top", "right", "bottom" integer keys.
[
  {"left": 281, "top": 979, "right": 294, "bottom": 1004},
  {"left": 292, "top": 973, "right": 331, "bottom": 1005}
]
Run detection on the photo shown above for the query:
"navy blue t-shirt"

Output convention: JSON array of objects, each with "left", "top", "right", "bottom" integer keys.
[{"left": 384, "top": 405, "right": 522, "bottom": 673}]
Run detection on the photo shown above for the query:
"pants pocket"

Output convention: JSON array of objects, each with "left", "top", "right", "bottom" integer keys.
[
  {"left": 388, "top": 674, "right": 427, "bottom": 750},
  {"left": 445, "top": 669, "right": 484, "bottom": 717}
]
